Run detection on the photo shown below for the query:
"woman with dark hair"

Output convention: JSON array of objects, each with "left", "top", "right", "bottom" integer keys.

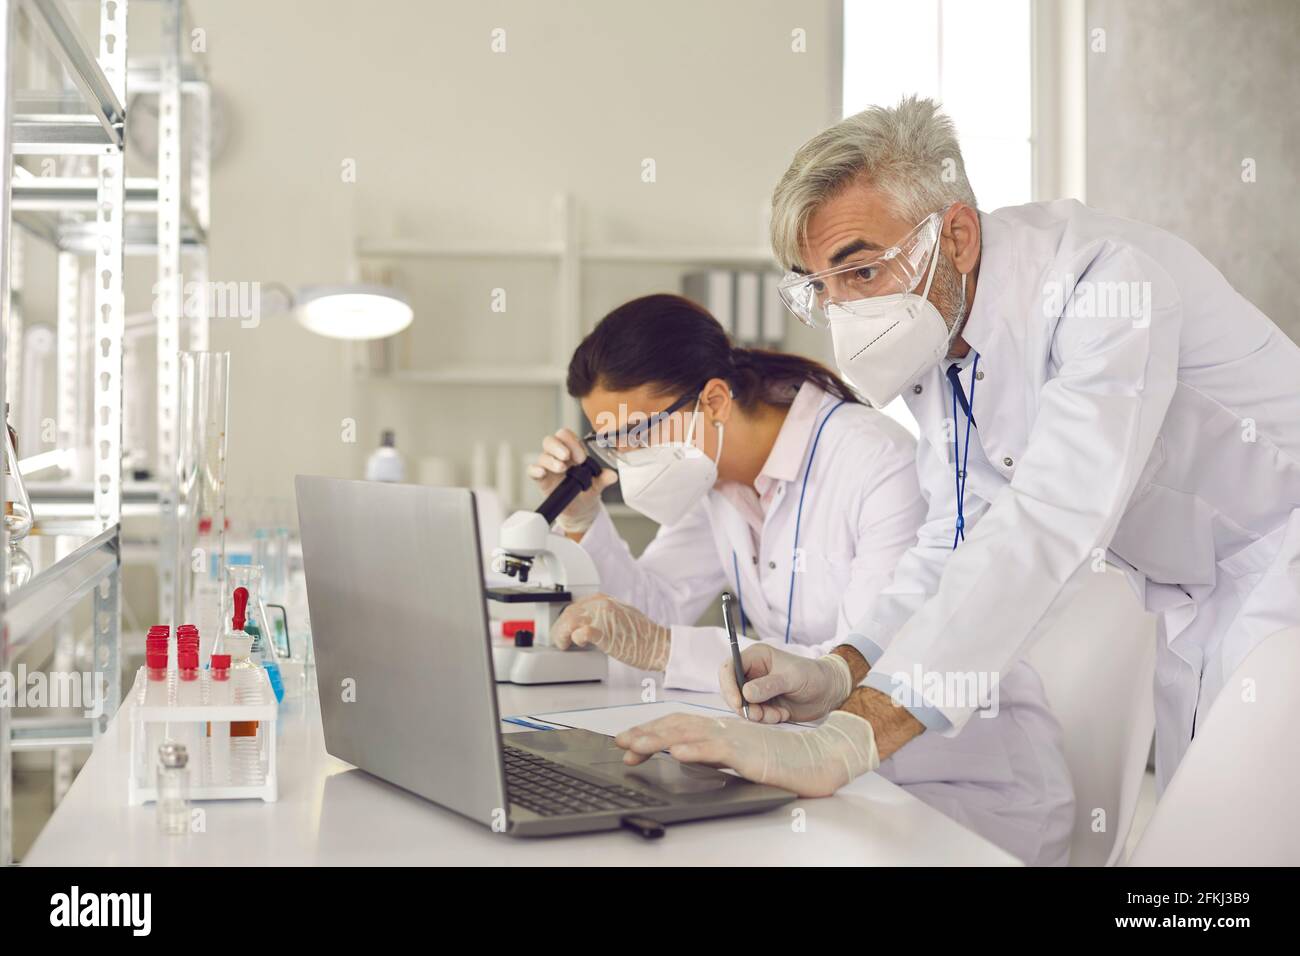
[
  {"left": 529, "top": 292, "right": 922, "bottom": 680},
  {"left": 527, "top": 293, "right": 1073, "bottom": 866}
]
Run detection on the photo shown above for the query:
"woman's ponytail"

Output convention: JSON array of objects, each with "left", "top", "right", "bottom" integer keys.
[
  {"left": 568, "top": 293, "right": 861, "bottom": 409},
  {"left": 728, "top": 346, "right": 861, "bottom": 407}
]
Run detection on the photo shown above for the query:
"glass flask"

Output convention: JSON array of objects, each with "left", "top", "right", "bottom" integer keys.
[
  {"left": 227, "top": 564, "right": 285, "bottom": 701},
  {"left": 3, "top": 405, "right": 33, "bottom": 543}
]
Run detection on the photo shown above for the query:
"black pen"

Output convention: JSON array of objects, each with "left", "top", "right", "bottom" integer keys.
[{"left": 721, "top": 591, "right": 749, "bottom": 719}]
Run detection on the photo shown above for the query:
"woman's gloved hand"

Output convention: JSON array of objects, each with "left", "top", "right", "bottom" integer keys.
[
  {"left": 615, "top": 710, "right": 879, "bottom": 798},
  {"left": 720, "top": 644, "right": 854, "bottom": 723},
  {"left": 551, "top": 594, "right": 670, "bottom": 671},
  {"left": 525, "top": 428, "right": 617, "bottom": 535}
]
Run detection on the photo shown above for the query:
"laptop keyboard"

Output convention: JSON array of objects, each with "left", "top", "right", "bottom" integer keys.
[{"left": 504, "top": 744, "right": 669, "bottom": 817}]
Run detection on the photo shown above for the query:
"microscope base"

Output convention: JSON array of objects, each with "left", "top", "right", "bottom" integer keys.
[{"left": 492, "top": 642, "right": 607, "bottom": 684}]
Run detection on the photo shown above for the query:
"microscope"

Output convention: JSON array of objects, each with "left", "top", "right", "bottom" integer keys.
[{"left": 485, "top": 455, "right": 609, "bottom": 684}]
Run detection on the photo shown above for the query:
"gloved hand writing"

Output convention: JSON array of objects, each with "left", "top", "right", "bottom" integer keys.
[
  {"left": 550, "top": 594, "right": 670, "bottom": 671},
  {"left": 525, "top": 428, "right": 617, "bottom": 535},
  {"left": 615, "top": 710, "right": 879, "bottom": 798},
  {"left": 720, "top": 644, "right": 853, "bottom": 723}
]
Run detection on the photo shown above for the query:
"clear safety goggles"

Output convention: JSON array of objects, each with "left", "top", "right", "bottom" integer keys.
[
  {"left": 776, "top": 206, "right": 949, "bottom": 329},
  {"left": 582, "top": 390, "right": 703, "bottom": 467}
]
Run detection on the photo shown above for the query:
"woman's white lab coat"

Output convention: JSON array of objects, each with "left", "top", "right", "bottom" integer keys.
[
  {"left": 841, "top": 200, "right": 1300, "bottom": 794},
  {"left": 579, "top": 384, "right": 1075, "bottom": 866}
]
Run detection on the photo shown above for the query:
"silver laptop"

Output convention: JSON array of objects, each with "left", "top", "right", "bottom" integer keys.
[{"left": 296, "top": 475, "right": 795, "bottom": 837}]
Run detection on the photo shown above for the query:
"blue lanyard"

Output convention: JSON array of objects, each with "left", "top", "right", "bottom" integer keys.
[
  {"left": 732, "top": 400, "right": 846, "bottom": 643},
  {"left": 947, "top": 354, "right": 979, "bottom": 549}
]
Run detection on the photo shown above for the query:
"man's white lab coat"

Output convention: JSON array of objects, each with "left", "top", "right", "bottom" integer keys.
[{"left": 845, "top": 200, "right": 1300, "bottom": 792}]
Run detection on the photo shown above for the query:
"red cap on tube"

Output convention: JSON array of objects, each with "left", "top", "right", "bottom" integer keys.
[
  {"left": 146, "top": 650, "right": 167, "bottom": 671},
  {"left": 179, "top": 649, "right": 199, "bottom": 672}
]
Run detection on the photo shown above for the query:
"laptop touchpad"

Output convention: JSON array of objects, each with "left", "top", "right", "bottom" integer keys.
[{"left": 596, "top": 755, "right": 731, "bottom": 795}]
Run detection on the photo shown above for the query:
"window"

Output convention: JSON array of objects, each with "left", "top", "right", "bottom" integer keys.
[{"left": 842, "top": 0, "right": 1033, "bottom": 212}]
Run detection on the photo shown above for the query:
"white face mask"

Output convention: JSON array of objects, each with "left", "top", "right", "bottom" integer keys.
[
  {"left": 616, "top": 403, "right": 723, "bottom": 526},
  {"left": 826, "top": 229, "right": 966, "bottom": 408}
]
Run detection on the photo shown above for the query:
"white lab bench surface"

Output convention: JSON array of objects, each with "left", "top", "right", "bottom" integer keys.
[{"left": 23, "top": 676, "right": 1019, "bottom": 866}]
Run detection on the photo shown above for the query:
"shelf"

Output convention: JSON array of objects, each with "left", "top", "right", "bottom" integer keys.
[
  {"left": 388, "top": 366, "right": 568, "bottom": 386},
  {"left": 356, "top": 237, "right": 775, "bottom": 268},
  {"left": 22, "top": 0, "right": 125, "bottom": 151},
  {"left": 12, "top": 175, "right": 170, "bottom": 211},
  {"left": 9, "top": 716, "right": 95, "bottom": 750},
  {"left": 3, "top": 526, "right": 120, "bottom": 652},
  {"left": 12, "top": 176, "right": 207, "bottom": 252},
  {"left": 582, "top": 244, "right": 776, "bottom": 267},
  {"left": 357, "top": 237, "right": 565, "bottom": 260},
  {"left": 125, "top": 58, "right": 209, "bottom": 93},
  {"left": 27, "top": 480, "right": 163, "bottom": 523},
  {"left": 11, "top": 116, "right": 118, "bottom": 154}
]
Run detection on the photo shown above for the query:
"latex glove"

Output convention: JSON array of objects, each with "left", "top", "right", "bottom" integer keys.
[
  {"left": 551, "top": 594, "right": 670, "bottom": 671},
  {"left": 720, "top": 644, "right": 853, "bottom": 724},
  {"left": 525, "top": 428, "right": 617, "bottom": 534},
  {"left": 615, "top": 710, "right": 879, "bottom": 798}
]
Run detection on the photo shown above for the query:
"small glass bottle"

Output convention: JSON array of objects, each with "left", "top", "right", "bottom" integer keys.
[
  {"left": 3, "top": 403, "right": 33, "bottom": 543},
  {"left": 273, "top": 527, "right": 290, "bottom": 603},
  {"left": 157, "top": 741, "right": 190, "bottom": 836}
]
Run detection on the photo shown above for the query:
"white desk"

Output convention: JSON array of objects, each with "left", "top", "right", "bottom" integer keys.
[{"left": 23, "top": 678, "right": 1018, "bottom": 866}]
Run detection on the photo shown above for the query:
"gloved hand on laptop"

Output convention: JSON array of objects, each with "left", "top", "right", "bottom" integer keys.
[
  {"left": 550, "top": 594, "right": 670, "bottom": 671},
  {"left": 614, "top": 710, "right": 880, "bottom": 798}
]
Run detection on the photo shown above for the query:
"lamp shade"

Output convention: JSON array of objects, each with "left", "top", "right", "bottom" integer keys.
[{"left": 294, "top": 284, "right": 413, "bottom": 340}]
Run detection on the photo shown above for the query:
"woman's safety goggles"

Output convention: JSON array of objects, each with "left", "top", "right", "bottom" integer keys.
[
  {"left": 776, "top": 207, "right": 948, "bottom": 329},
  {"left": 582, "top": 390, "right": 702, "bottom": 467}
]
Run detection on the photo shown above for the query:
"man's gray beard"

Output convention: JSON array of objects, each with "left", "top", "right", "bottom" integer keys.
[{"left": 930, "top": 254, "right": 969, "bottom": 355}]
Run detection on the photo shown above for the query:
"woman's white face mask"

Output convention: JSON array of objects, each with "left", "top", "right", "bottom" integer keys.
[
  {"left": 616, "top": 400, "right": 723, "bottom": 526},
  {"left": 826, "top": 226, "right": 967, "bottom": 408}
]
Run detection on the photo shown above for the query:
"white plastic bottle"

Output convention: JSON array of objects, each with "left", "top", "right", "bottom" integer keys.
[
  {"left": 365, "top": 429, "right": 406, "bottom": 482},
  {"left": 495, "top": 440, "right": 515, "bottom": 509}
]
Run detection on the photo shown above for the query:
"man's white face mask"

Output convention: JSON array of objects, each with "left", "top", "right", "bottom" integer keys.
[
  {"left": 777, "top": 206, "right": 968, "bottom": 408},
  {"left": 616, "top": 400, "right": 723, "bottom": 526}
]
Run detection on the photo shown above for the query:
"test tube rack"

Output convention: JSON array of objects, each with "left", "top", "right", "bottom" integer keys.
[{"left": 126, "top": 665, "right": 279, "bottom": 805}]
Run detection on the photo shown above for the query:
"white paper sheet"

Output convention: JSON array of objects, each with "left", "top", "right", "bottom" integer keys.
[{"left": 518, "top": 700, "right": 813, "bottom": 737}]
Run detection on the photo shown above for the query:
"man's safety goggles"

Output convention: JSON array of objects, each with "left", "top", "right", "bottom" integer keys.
[{"left": 776, "top": 206, "right": 949, "bottom": 329}]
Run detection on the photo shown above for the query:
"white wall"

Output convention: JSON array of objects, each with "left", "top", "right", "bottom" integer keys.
[{"left": 186, "top": 0, "right": 841, "bottom": 523}]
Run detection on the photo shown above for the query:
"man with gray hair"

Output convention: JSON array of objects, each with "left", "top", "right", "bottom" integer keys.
[{"left": 616, "top": 96, "right": 1300, "bottom": 834}]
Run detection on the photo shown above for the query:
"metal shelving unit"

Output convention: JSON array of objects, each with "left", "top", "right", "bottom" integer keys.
[{"left": 0, "top": 0, "right": 210, "bottom": 865}]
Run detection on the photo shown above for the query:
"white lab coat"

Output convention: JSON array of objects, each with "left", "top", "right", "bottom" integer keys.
[
  {"left": 580, "top": 385, "right": 1075, "bottom": 865},
  {"left": 847, "top": 200, "right": 1300, "bottom": 794}
]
